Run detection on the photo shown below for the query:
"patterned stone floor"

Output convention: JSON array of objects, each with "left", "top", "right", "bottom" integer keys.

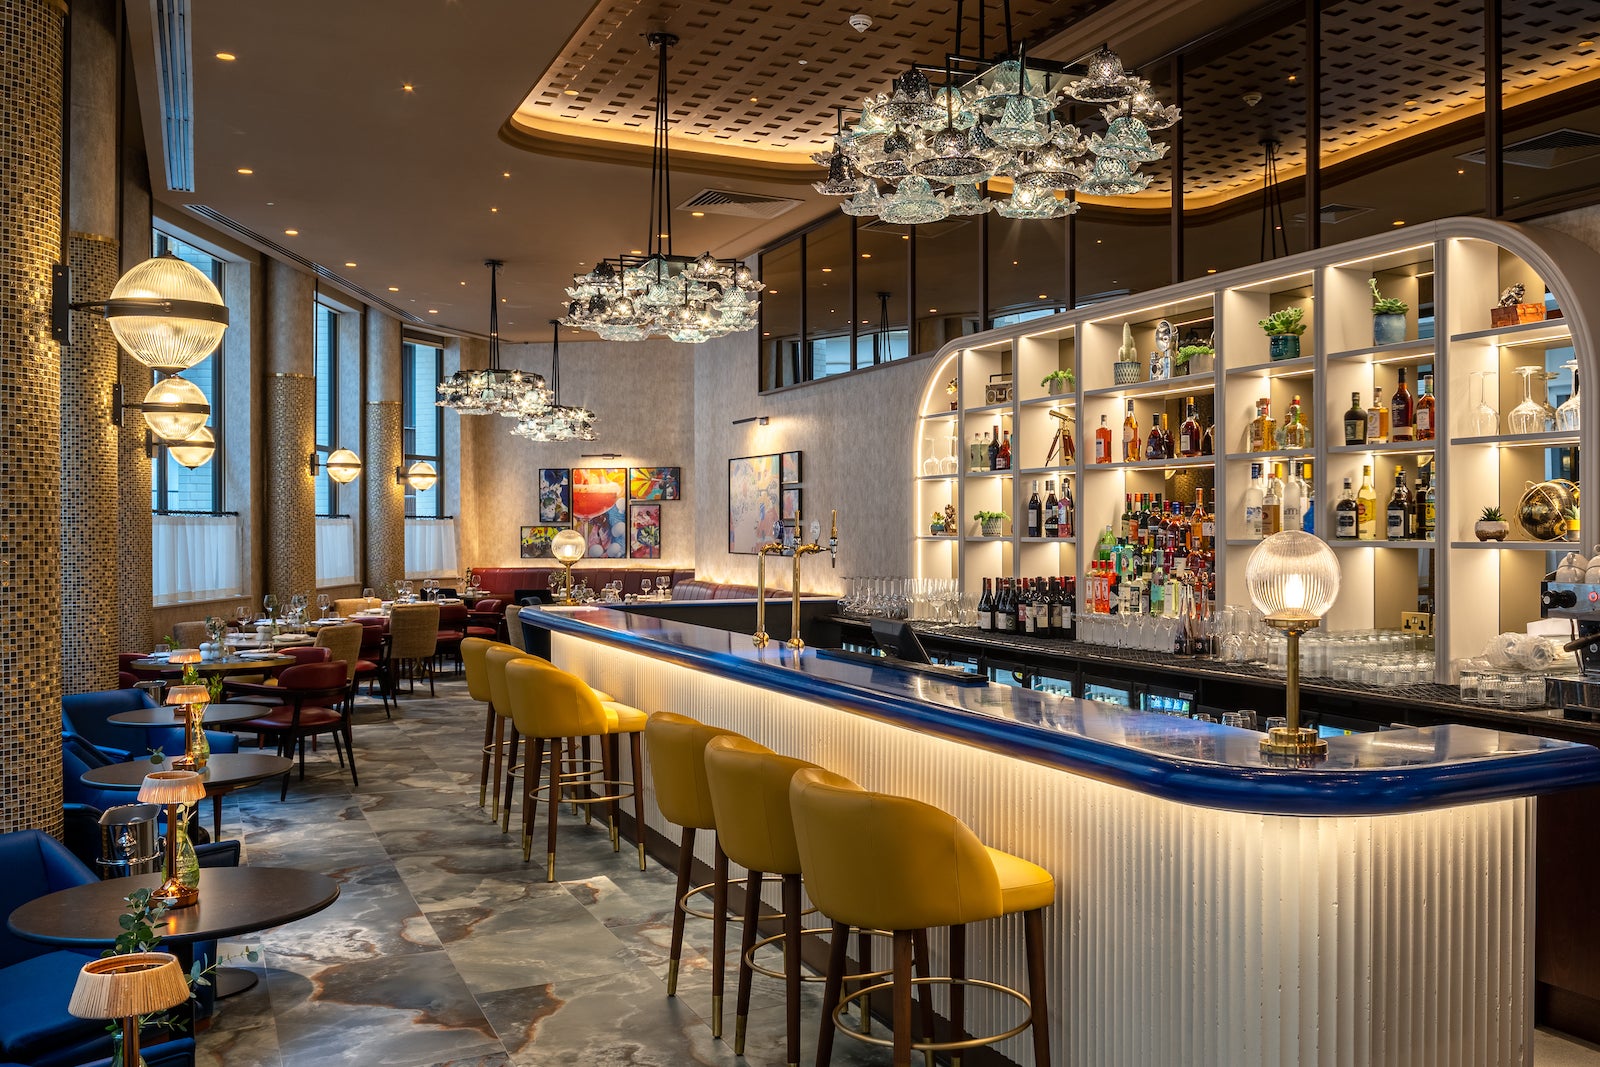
[{"left": 195, "top": 675, "right": 1600, "bottom": 1067}]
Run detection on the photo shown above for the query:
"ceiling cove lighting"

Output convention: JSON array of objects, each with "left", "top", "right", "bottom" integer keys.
[
  {"left": 512, "top": 320, "right": 598, "bottom": 442},
  {"left": 560, "top": 33, "right": 764, "bottom": 344},
  {"left": 436, "top": 260, "right": 553, "bottom": 418},
  {"left": 812, "top": 0, "right": 1178, "bottom": 223}
]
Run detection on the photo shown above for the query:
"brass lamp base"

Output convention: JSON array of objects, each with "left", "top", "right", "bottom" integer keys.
[
  {"left": 558, "top": 561, "right": 578, "bottom": 605},
  {"left": 150, "top": 878, "right": 199, "bottom": 909},
  {"left": 1260, "top": 725, "right": 1328, "bottom": 758}
]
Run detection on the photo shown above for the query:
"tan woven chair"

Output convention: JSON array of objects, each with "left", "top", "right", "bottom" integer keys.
[
  {"left": 388, "top": 603, "right": 441, "bottom": 697},
  {"left": 504, "top": 604, "right": 525, "bottom": 650},
  {"left": 171, "top": 620, "right": 209, "bottom": 649},
  {"left": 334, "top": 596, "right": 381, "bottom": 617},
  {"left": 314, "top": 623, "right": 364, "bottom": 684}
]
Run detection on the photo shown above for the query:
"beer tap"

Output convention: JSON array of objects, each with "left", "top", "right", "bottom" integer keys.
[{"left": 784, "top": 509, "right": 837, "bottom": 651}]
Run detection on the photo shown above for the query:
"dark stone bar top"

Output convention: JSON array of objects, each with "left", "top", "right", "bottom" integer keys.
[{"left": 522, "top": 605, "right": 1600, "bottom": 818}]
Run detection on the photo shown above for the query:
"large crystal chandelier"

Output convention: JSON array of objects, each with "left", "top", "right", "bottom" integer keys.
[
  {"left": 438, "top": 260, "right": 553, "bottom": 416},
  {"left": 813, "top": 4, "right": 1179, "bottom": 224},
  {"left": 560, "top": 32, "right": 764, "bottom": 344},
  {"left": 512, "top": 321, "right": 598, "bottom": 442}
]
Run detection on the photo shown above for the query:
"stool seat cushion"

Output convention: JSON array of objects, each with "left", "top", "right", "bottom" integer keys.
[
  {"left": 588, "top": 687, "right": 615, "bottom": 704},
  {"left": 602, "top": 701, "right": 647, "bottom": 733},
  {"left": 986, "top": 846, "right": 1056, "bottom": 914},
  {"left": 239, "top": 706, "right": 341, "bottom": 730}
]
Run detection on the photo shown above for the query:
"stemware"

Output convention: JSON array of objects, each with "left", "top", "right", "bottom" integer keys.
[
  {"left": 235, "top": 604, "right": 252, "bottom": 628},
  {"left": 656, "top": 576, "right": 671, "bottom": 597},
  {"left": 922, "top": 437, "right": 940, "bottom": 477},
  {"left": 1508, "top": 365, "right": 1552, "bottom": 434},
  {"left": 262, "top": 593, "right": 279, "bottom": 619},
  {"left": 317, "top": 593, "right": 332, "bottom": 617},
  {"left": 1469, "top": 371, "right": 1499, "bottom": 435},
  {"left": 938, "top": 435, "right": 959, "bottom": 476},
  {"left": 1557, "top": 360, "right": 1581, "bottom": 432},
  {"left": 641, "top": 577, "right": 654, "bottom": 598}
]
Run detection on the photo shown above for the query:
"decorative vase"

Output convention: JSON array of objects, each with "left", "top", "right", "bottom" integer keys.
[
  {"left": 1373, "top": 313, "right": 1406, "bottom": 345},
  {"left": 1268, "top": 335, "right": 1300, "bottom": 360},
  {"left": 1113, "top": 360, "right": 1141, "bottom": 385},
  {"left": 980, "top": 520, "right": 1003, "bottom": 537},
  {"left": 1047, "top": 380, "right": 1066, "bottom": 396},
  {"left": 930, "top": 524, "right": 944, "bottom": 536},
  {"left": 1474, "top": 520, "right": 1509, "bottom": 542}
]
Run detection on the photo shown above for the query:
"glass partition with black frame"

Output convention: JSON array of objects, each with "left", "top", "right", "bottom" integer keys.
[
  {"left": 914, "top": 210, "right": 983, "bottom": 355},
  {"left": 986, "top": 211, "right": 1067, "bottom": 328},
  {"left": 1498, "top": 10, "right": 1599, "bottom": 218},
  {"left": 401, "top": 339, "right": 444, "bottom": 518},
  {"left": 804, "top": 213, "right": 855, "bottom": 378},
  {"left": 759, "top": 238, "right": 802, "bottom": 390},
  {"left": 313, "top": 302, "right": 340, "bottom": 517},
  {"left": 150, "top": 230, "right": 224, "bottom": 514},
  {"left": 855, "top": 220, "right": 911, "bottom": 367}
]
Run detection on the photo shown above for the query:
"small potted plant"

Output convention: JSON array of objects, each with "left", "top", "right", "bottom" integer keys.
[
  {"left": 1564, "top": 505, "right": 1580, "bottom": 542},
  {"left": 1258, "top": 307, "right": 1306, "bottom": 360},
  {"left": 1177, "top": 342, "right": 1214, "bottom": 376},
  {"left": 929, "top": 511, "right": 947, "bottom": 536},
  {"left": 973, "top": 510, "right": 1009, "bottom": 537},
  {"left": 1370, "top": 277, "right": 1409, "bottom": 345},
  {"left": 1475, "top": 505, "right": 1509, "bottom": 542},
  {"left": 1041, "top": 369, "right": 1075, "bottom": 396}
]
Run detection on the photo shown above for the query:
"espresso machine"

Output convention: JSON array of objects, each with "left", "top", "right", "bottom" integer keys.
[{"left": 1539, "top": 580, "right": 1600, "bottom": 717}]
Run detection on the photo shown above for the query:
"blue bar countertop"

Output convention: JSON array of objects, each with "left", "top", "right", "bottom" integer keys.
[{"left": 522, "top": 605, "right": 1600, "bottom": 817}]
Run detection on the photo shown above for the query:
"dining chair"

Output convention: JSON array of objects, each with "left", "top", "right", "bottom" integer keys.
[
  {"left": 387, "top": 603, "right": 441, "bottom": 698},
  {"left": 228, "top": 662, "right": 356, "bottom": 797},
  {"left": 353, "top": 618, "right": 392, "bottom": 716},
  {"left": 466, "top": 599, "right": 504, "bottom": 641},
  {"left": 434, "top": 603, "right": 469, "bottom": 673},
  {"left": 314, "top": 623, "right": 364, "bottom": 691},
  {"left": 169, "top": 620, "right": 209, "bottom": 649}
]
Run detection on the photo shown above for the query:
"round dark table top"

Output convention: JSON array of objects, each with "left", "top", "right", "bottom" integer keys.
[
  {"left": 7, "top": 867, "right": 340, "bottom": 947},
  {"left": 81, "top": 752, "right": 294, "bottom": 792},
  {"left": 107, "top": 703, "right": 267, "bottom": 728},
  {"left": 129, "top": 655, "right": 295, "bottom": 676}
]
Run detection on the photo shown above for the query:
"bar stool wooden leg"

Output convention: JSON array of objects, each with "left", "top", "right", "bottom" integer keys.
[
  {"left": 500, "top": 724, "right": 521, "bottom": 832},
  {"left": 667, "top": 826, "right": 696, "bottom": 996},
  {"left": 857, "top": 929, "right": 874, "bottom": 1035},
  {"left": 478, "top": 703, "right": 495, "bottom": 810},
  {"left": 782, "top": 872, "right": 803, "bottom": 1067},
  {"left": 581, "top": 735, "right": 594, "bottom": 823},
  {"left": 711, "top": 839, "right": 729, "bottom": 1039},
  {"left": 545, "top": 735, "right": 563, "bottom": 882},
  {"left": 817, "top": 920, "right": 850, "bottom": 1067},
  {"left": 911, "top": 931, "right": 938, "bottom": 1066},
  {"left": 629, "top": 732, "right": 646, "bottom": 870},
  {"left": 1024, "top": 908, "right": 1051, "bottom": 1067},
  {"left": 734, "top": 869, "right": 762, "bottom": 1055},
  {"left": 950, "top": 924, "right": 967, "bottom": 1067},
  {"left": 606, "top": 733, "right": 623, "bottom": 851},
  {"left": 891, "top": 931, "right": 914, "bottom": 1067},
  {"left": 521, "top": 736, "right": 546, "bottom": 862}
]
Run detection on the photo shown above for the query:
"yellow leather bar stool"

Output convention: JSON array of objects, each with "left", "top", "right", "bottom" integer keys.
[
  {"left": 504, "top": 656, "right": 647, "bottom": 880},
  {"left": 790, "top": 767, "right": 1055, "bottom": 1067},
  {"left": 643, "top": 711, "right": 741, "bottom": 1039},
  {"left": 463, "top": 637, "right": 512, "bottom": 816}
]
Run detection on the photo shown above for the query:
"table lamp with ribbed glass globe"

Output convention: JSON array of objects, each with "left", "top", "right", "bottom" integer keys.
[
  {"left": 551, "top": 529, "right": 587, "bottom": 604},
  {"left": 1245, "top": 531, "right": 1341, "bottom": 758}
]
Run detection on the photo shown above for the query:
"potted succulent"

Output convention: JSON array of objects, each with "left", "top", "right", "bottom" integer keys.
[
  {"left": 1370, "top": 277, "right": 1409, "bottom": 344},
  {"left": 929, "top": 511, "right": 947, "bottom": 536},
  {"left": 1041, "top": 369, "right": 1075, "bottom": 396},
  {"left": 1475, "top": 506, "right": 1510, "bottom": 542},
  {"left": 1177, "top": 342, "right": 1214, "bottom": 376},
  {"left": 1565, "top": 505, "right": 1580, "bottom": 542},
  {"left": 973, "top": 510, "right": 1009, "bottom": 537},
  {"left": 1258, "top": 307, "right": 1306, "bottom": 360}
]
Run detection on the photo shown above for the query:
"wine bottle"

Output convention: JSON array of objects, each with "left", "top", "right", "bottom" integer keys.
[
  {"left": 997, "top": 429, "right": 1012, "bottom": 470},
  {"left": 988, "top": 425, "right": 1000, "bottom": 470},
  {"left": 1390, "top": 369, "right": 1415, "bottom": 441},
  {"left": 1335, "top": 478, "right": 1359, "bottom": 539},
  {"left": 1015, "top": 579, "right": 1032, "bottom": 634},
  {"left": 1034, "top": 576, "right": 1050, "bottom": 636},
  {"left": 978, "top": 578, "right": 994, "bottom": 631},
  {"left": 1027, "top": 481, "right": 1042, "bottom": 537},
  {"left": 1386, "top": 465, "right": 1412, "bottom": 539},
  {"left": 1357, "top": 464, "right": 1378, "bottom": 540},
  {"left": 1094, "top": 415, "right": 1113, "bottom": 464},
  {"left": 1180, "top": 398, "right": 1202, "bottom": 457},
  {"left": 1046, "top": 577, "right": 1064, "bottom": 637},
  {"left": 1415, "top": 373, "right": 1436, "bottom": 441},
  {"left": 1344, "top": 391, "right": 1368, "bottom": 445},
  {"left": 1043, "top": 481, "right": 1060, "bottom": 538},
  {"left": 1062, "top": 577, "right": 1078, "bottom": 639},
  {"left": 1412, "top": 478, "right": 1430, "bottom": 540},
  {"left": 1060, "top": 479, "right": 1075, "bottom": 538}
]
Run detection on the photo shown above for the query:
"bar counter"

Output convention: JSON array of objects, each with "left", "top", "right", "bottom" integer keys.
[{"left": 523, "top": 603, "right": 1600, "bottom": 1067}]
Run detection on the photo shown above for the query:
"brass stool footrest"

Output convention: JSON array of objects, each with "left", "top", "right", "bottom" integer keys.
[
  {"left": 679, "top": 871, "right": 792, "bottom": 925},
  {"left": 832, "top": 975, "right": 1033, "bottom": 1053},
  {"left": 529, "top": 779, "right": 636, "bottom": 807}
]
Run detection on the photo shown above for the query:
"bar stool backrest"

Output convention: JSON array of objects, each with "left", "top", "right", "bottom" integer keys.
[
  {"left": 463, "top": 637, "right": 517, "bottom": 704},
  {"left": 704, "top": 734, "right": 818, "bottom": 876},
  {"left": 643, "top": 711, "right": 740, "bottom": 832},
  {"left": 789, "top": 766, "right": 1003, "bottom": 931},
  {"left": 484, "top": 645, "right": 531, "bottom": 718},
  {"left": 504, "top": 657, "right": 608, "bottom": 738}
]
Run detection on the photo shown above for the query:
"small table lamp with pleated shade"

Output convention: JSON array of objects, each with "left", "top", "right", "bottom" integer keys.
[
  {"left": 138, "top": 770, "right": 207, "bottom": 907},
  {"left": 69, "top": 952, "right": 191, "bottom": 1067},
  {"left": 164, "top": 684, "right": 210, "bottom": 769}
]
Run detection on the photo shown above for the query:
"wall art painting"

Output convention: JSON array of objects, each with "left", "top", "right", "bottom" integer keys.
[
  {"left": 728, "top": 454, "right": 780, "bottom": 554},
  {"left": 629, "top": 503, "right": 662, "bottom": 558},
  {"left": 629, "top": 467, "right": 681, "bottom": 501},
  {"left": 520, "top": 525, "right": 565, "bottom": 559},
  {"left": 780, "top": 451, "right": 802, "bottom": 484},
  {"left": 537, "top": 469, "right": 571, "bottom": 523},
  {"left": 572, "top": 467, "right": 628, "bottom": 557}
]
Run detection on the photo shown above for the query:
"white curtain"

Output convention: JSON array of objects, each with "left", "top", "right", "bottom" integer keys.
[
  {"left": 315, "top": 516, "right": 357, "bottom": 587},
  {"left": 405, "top": 517, "right": 459, "bottom": 578},
  {"left": 152, "top": 513, "right": 242, "bottom": 606}
]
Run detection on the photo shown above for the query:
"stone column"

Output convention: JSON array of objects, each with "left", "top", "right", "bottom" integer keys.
[
  {"left": 364, "top": 310, "right": 405, "bottom": 593},
  {"left": 62, "top": 0, "right": 120, "bottom": 693},
  {"left": 0, "top": 0, "right": 66, "bottom": 834},
  {"left": 264, "top": 260, "right": 316, "bottom": 598}
]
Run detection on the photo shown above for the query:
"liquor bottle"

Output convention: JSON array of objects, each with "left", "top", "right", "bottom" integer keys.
[
  {"left": 1390, "top": 368, "right": 1415, "bottom": 441},
  {"left": 1422, "top": 472, "right": 1436, "bottom": 537},
  {"left": 1415, "top": 373, "right": 1436, "bottom": 441},
  {"left": 1386, "top": 465, "right": 1412, "bottom": 539},
  {"left": 1027, "top": 481, "right": 1042, "bottom": 537},
  {"left": 970, "top": 432, "right": 988, "bottom": 472},
  {"left": 1146, "top": 412, "right": 1171, "bottom": 460},
  {"left": 1094, "top": 415, "right": 1113, "bottom": 464},
  {"left": 1301, "top": 460, "right": 1316, "bottom": 533},
  {"left": 1179, "top": 398, "right": 1202, "bottom": 457},
  {"left": 988, "top": 425, "right": 1000, "bottom": 470},
  {"left": 1122, "top": 401, "right": 1141, "bottom": 462},
  {"left": 1060, "top": 480, "right": 1074, "bottom": 538},
  {"left": 978, "top": 578, "right": 994, "bottom": 631},
  {"left": 1412, "top": 478, "right": 1430, "bottom": 540},
  {"left": 997, "top": 429, "right": 1012, "bottom": 470},
  {"left": 1282, "top": 461, "right": 1306, "bottom": 533},
  {"left": 1189, "top": 488, "right": 1209, "bottom": 552},
  {"left": 1043, "top": 481, "right": 1060, "bottom": 538},
  {"left": 1282, "top": 397, "right": 1309, "bottom": 449},
  {"left": 1243, "top": 462, "right": 1265, "bottom": 539},
  {"left": 1248, "top": 398, "right": 1277, "bottom": 452},
  {"left": 1262, "top": 462, "right": 1284, "bottom": 536},
  {"left": 1062, "top": 577, "right": 1077, "bottom": 639},
  {"left": 1366, "top": 388, "right": 1390, "bottom": 443},
  {"left": 1201, "top": 418, "right": 1215, "bottom": 456},
  {"left": 1357, "top": 464, "right": 1378, "bottom": 540},
  {"left": 1334, "top": 478, "right": 1359, "bottom": 539},
  {"left": 1121, "top": 493, "right": 1135, "bottom": 540},
  {"left": 1344, "top": 391, "right": 1368, "bottom": 445}
]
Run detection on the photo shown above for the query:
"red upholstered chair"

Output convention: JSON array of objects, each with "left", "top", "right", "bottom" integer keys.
[
  {"left": 222, "top": 645, "right": 332, "bottom": 708},
  {"left": 467, "top": 599, "right": 504, "bottom": 641},
  {"left": 229, "top": 662, "right": 356, "bottom": 798},
  {"left": 435, "top": 603, "right": 469, "bottom": 673},
  {"left": 353, "top": 618, "right": 392, "bottom": 715}
]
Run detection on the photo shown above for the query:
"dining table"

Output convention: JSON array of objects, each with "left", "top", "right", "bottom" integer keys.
[
  {"left": 80, "top": 752, "right": 295, "bottom": 839},
  {"left": 128, "top": 653, "right": 296, "bottom": 677}
]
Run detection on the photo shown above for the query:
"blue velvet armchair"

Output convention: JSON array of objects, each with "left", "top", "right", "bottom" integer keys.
[{"left": 61, "top": 688, "right": 238, "bottom": 763}]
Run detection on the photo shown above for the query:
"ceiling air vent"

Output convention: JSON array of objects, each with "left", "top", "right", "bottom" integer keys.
[
  {"left": 1290, "top": 203, "right": 1374, "bottom": 225},
  {"left": 151, "top": 0, "right": 196, "bottom": 192},
  {"left": 1458, "top": 129, "right": 1600, "bottom": 170},
  {"left": 677, "top": 189, "right": 802, "bottom": 219}
]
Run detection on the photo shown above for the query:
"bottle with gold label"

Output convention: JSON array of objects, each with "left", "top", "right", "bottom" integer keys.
[
  {"left": 1248, "top": 398, "right": 1277, "bottom": 452},
  {"left": 1282, "top": 395, "right": 1309, "bottom": 449},
  {"left": 1122, "top": 400, "right": 1141, "bottom": 462},
  {"left": 1357, "top": 464, "right": 1378, "bottom": 540}
]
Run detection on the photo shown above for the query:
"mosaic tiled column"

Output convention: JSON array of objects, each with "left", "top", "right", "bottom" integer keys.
[
  {"left": 264, "top": 260, "right": 316, "bottom": 598},
  {"left": 0, "top": 0, "right": 66, "bottom": 835},
  {"left": 364, "top": 311, "right": 405, "bottom": 593},
  {"left": 118, "top": 352, "right": 154, "bottom": 652}
]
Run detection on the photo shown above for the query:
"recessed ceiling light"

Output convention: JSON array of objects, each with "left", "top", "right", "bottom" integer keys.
[
  {"left": 344, "top": 261, "right": 357, "bottom": 268},
  {"left": 427, "top": 309, "right": 438, "bottom": 314},
  {"left": 1012, "top": 260, "right": 1019, "bottom": 265},
  {"left": 563, "top": 88, "right": 580, "bottom": 96},
  {"left": 821, "top": 267, "right": 832, "bottom": 272},
  {"left": 1287, "top": 74, "right": 1297, "bottom": 83},
  {"left": 900, "top": 234, "right": 909, "bottom": 240},
  {"left": 768, "top": 289, "right": 778, "bottom": 295},
  {"left": 928, "top": 308, "right": 938, "bottom": 313},
  {"left": 1038, "top": 293, "right": 1048, "bottom": 299},
  {"left": 1392, "top": 220, "right": 1405, "bottom": 226},
  {"left": 387, "top": 286, "right": 399, "bottom": 292},
  {"left": 215, "top": 52, "right": 236, "bottom": 61},
  {"left": 283, "top": 229, "right": 298, "bottom": 236},
  {"left": 763, "top": 331, "right": 771, "bottom": 336},
  {"left": 1457, "top": 168, "right": 1465, "bottom": 174},
  {"left": 490, "top": 206, "right": 498, "bottom": 213},
  {"left": 236, "top": 167, "right": 253, "bottom": 175},
  {"left": 691, "top": 211, "right": 705, "bottom": 217},
  {"left": 460, "top": 281, "right": 467, "bottom": 285},
  {"left": 402, "top": 83, "right": 415, "bottom": 92},
  {"left": 1206, "top": 268, "right": 1217, "bottom": 274},
  {"left": 798, "top": 59, "right": 808, "bottom": 65},
  {"left": 750, "top": 96, "right": 759, "bottom": 102},
  {"left": 630, "top": 249, "right": 644, "bottom": 255},
  {"left": 502, "top": 171, "right": 511, "bottom": 178},
  {"left": 658, "top": 232, "right": 670, "bottom": 238},
  {"left": 861, "top": 253, "right": 872, "bottom": 259},
  {"left": 1096, "top": 239, "right": 1102, "bottom": 244}
]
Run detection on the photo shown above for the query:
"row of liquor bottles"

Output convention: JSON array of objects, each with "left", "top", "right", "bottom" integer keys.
[
  {"left": 976, "top": 575, "right": 1078, "bottom": 639},
  {"left": 1024, "top": 480, "right": 1075, "bottom": 538},
  {"left": 1341, "top": 370, "right": 1436, "bottom": 444},
  {"left": 1087, "top": 490, "right": 1218, "bottom": 616},
  {"left": 1333, "top": 464, "right": 1437, "bottom": 540}
]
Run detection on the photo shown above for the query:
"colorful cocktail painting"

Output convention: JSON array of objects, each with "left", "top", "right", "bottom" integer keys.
[
  {"left": 728, "top": 454, "right": 780, "bottom": 554},
  {"left": 572, "top": 468, "right": 628, "bottom": 557},
  {"left": 629, "top": 504, "right": 662, "bottom": 558},
  {"left": 629, "top": 467, "right": 681, "bottom": 501},
  {"left": 520, "top": 525, "right": 565, "bottom": 559},
  {"left": 538, "top": 469, "right": 571, "bottom": 523}
]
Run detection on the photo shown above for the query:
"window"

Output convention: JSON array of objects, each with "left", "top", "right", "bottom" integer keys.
[
  {"left": 150, "top": 230, "right": 224, "bottom": 514},
  {"left": 313, "top": 303, "right": 340, "bottom": 516},
  {"left": 401, "top": 339, "right": 444, "bottom": 518}
]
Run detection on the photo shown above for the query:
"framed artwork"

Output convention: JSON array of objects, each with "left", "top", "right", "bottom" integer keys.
[
  {"left": 519, "top": 525, "right": 565, "bottom": 559},
  {"left": 728, "top": 453, "right": 781, "bottom": 554},
  {"left": 629, "top": 503, "right": 662, "bottom": 558},
  {"left": 780, "top": 451, "right": 802, "bottom": 484},
  {"left": 537, "top": 468, "right": 571, "bottom": 523},
  {"left": 572, "top": 467, "right": 628, "bottom": 558},
  {"left": 781, "top": 487, "right": 801, "bottom": 523},
  {"left": 629, "top": 467, "right": 681, "bottom": 501}
]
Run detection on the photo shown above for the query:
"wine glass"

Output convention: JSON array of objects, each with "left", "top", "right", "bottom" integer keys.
[
  {"left": 1470, "top": 371, "right": 1499, "bottom": 435},
  {"left": 641, "top": 577, "right": 654, "bottom": 598},
  {"left": 656, "top": 576, "right": 670, "bottom": 597},
  {"left": 922, "top": 437, "right": 939, "bottom": 477},
  {"left": 1509, "top": 365, "right": 1549, "bottom": 434},
  {"left": 263, "top": 593, "right": 279, "bottom": 619},
  {"left": 317, "top": 593, "right": 332, "bottom": 618},
  {"left": 1557, "top": 360, "right": 1581, "bottom": 432},
  {"left": 235, "top": 604, "right": 252, "bottom": 629}
]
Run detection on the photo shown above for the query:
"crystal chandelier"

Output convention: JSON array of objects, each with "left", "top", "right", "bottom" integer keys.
[
  {"left": 511, "top": 321, "right": 598, "bottom": 442},
  {"left": 813, "top": 4, "right": 1179, "bottom": 224},
  {"left": 437, "top": 260, "right": 553, "bottom": 416},
  {"left": 560, "top": 32, "right": 764, "bottom": 344}
]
